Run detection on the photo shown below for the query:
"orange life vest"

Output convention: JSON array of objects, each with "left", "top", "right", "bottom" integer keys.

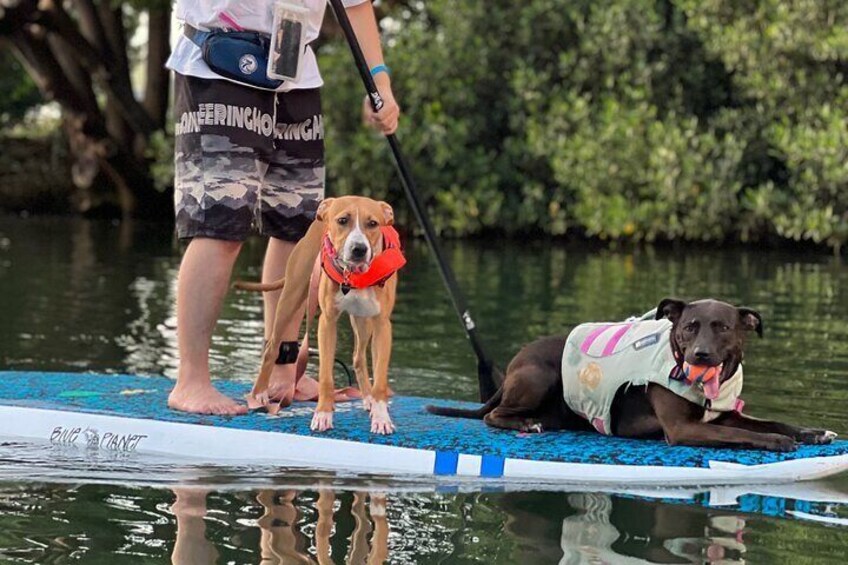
[{"left": 321, "top": 226, "right": 406, "bottom": 290}]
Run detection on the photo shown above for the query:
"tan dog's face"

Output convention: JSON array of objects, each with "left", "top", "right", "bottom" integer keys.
[{"left": 317, "top": 196, "right": 394, "bottom": 273}]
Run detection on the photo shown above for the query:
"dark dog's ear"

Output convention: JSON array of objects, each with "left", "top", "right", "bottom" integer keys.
[
  {"left": 738, "top": 307, "right": 764, "bottom": 338},
  {"left": 656, "top": 298, "right": 687, "bottom": 323},
  {"left": 316, "top": 198, "right": 336, "bottom": 222}
]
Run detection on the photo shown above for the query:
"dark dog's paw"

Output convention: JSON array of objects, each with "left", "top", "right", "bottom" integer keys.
[
  {"left": 797, "top": 429, "right": 837, "bottom": 445},
  {"left": 520, "top": 420, "right": 544, "bottom": 434},
  {"left": 762, "top": 433, "right": 797, "bottom": 452}
]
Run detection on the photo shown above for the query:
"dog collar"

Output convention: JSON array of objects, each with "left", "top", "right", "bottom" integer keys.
[{"left": 321, "top": 226, "right": 406, "bottom": 293}]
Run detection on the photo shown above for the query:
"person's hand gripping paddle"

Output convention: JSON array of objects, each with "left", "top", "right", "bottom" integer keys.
[{"left": 327, "top": 0, "right": 502, "bottom": 401}]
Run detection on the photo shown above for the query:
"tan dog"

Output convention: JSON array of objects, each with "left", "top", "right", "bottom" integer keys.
[
  {"left": 311, "top": 196, "right": 401, "bottom": 434},
  {"left": 244, "top": 196, "right": 402, "bottom": 435}
]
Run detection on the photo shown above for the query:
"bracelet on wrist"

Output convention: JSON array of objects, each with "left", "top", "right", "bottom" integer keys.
[{"left": 369, "top": 64, "right": 390, "bottom": 78}]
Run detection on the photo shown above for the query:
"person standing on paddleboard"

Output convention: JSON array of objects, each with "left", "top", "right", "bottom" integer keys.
[{"left": 166, "top": 0, "right": 400, "bottom": 415}]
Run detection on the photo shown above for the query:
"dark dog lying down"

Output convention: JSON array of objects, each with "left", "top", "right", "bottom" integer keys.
[{"left": 428, "top": 298, "right": 836, "bottom": 451}]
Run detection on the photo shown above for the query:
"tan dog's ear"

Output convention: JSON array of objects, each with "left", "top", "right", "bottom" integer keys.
[
  {"left": 379, "top": 201, "right": 394, "bottom": 225},
  {"left": 316, "top": 198, "right": 335, "bottom": 222}
]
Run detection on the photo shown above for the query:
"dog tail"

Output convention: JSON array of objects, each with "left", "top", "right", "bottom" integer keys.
[
  {"left": 425, "top": 387, "right": 503, "bottom": 419},
  {"left": 232, "top": 277, "right": 286, "bottom": 292}
]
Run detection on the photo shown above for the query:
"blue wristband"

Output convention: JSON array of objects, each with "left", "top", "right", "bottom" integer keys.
[{"left": 369, "top": 64, "right": 390, "bottom": 78}]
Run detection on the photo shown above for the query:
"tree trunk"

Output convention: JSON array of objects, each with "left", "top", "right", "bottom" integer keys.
[
  {"left": 1, "top": 0, "right": 173, "bottom": 220},
  {"left": 144, "top": 6, "right": 172, "bottom": 131}
]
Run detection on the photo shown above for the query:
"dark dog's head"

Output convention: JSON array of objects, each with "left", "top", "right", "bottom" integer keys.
[{"left": 655, "top": 298, "right": 762, "bottom": 387}]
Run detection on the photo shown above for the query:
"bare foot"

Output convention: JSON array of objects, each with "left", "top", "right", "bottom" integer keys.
[
  {"left": 266, "top": 363, "right": 296, "bottom": 407},
  {"left": 168, "top": 380, "right": 247, "bottom": 415},
  {"left": 362, "top": 395, "right": 374, "bottom": 412}
]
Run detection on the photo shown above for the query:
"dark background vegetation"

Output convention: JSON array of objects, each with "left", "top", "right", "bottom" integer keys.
[{"left": 1, "top": 0, "right": 846, "bottom": 252}]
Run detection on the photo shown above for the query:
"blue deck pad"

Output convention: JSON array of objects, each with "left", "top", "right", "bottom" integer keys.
[{"left": 1, "top": 371, "right": 847, "bottom": 469}]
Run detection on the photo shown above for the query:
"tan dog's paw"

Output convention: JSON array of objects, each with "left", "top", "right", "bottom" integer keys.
[
  {"left": 370, "top": 401, "right": 395, "bottom": 435},
  {"left": 310, "top": 411, "right": 334, "bottom": 432},
  {"left": 362, "top": 395, "right": 374, "bottom": 412}
]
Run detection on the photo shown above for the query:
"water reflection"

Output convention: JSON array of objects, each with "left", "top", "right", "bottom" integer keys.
[
  {"left": 170, "top": 487, "right": 391, "bottom": 565},
  {"left": 557, "top": 493, "right": 746, "bottom": 564},
  {"left": 253, "top": 489, "right": 388, "bottom": 565},
  {"left": 0, "top": 439, "right": 846, "bottom": 562},
  {"left": 3, "top": 479, "right": 848, "bottom": 564},
  {"left": 171, "top": 488, "right": 219, "bottom": 565}
]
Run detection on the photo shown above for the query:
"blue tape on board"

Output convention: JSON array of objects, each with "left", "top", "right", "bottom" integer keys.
[
  {"left": 794, "top": 500, "right": 812, "bottom": 514},
  {"left": 480, "top": 455, "right": 505, "bottom": 478},
  {"left": 434, "top": 451, "right": 459, "bottom": 475}
]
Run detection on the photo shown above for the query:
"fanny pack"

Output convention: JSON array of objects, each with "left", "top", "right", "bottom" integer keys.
[{"left": 185, "top": 24, "right": 283, "bottom": 91}]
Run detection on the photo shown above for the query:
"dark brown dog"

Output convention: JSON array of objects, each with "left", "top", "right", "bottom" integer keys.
[{"left": 428, "top": 298, "right": 836, "bottom": 451}]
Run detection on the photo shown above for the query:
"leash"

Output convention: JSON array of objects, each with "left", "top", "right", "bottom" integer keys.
[{"left": 327, "top": 0, "right": 502, "bottom": 402}]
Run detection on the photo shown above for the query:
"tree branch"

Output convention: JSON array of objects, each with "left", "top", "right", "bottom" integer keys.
[
  {"left": 45, "top": 32, "right": 99, "bottom": 117},
  {"left": 73, "top": 0, "right": 112, "bottom": 61},
  {"left": 96, "top": 0, "right": 130, "bottom": 74},
  {"left": 144, "top": 5, "right": 172, "bottom": 130},
  {"left": 36, "top": 0, "right": 157, "bottom": 135},
  {"left": 10, "top": 27, "right": 94, "bottom": 116}
]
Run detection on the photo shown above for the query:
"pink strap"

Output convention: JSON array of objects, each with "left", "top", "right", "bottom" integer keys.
[
  {"left": 592, "top": 417, "right": 608, "bottom": 435},
  {"left": 218, "top": 11, "right": 245, "bottom": 31}
]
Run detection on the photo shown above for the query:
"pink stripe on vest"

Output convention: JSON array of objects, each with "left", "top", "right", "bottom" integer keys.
[
  {"left": 580, "top": 324, "right": 613, "bottom": 354},
  {"left": 580, "top": 323, "right": 633, "bottom": 357},
  {"left": 602, "top": 324, "right": 632, "bottom": 356}
]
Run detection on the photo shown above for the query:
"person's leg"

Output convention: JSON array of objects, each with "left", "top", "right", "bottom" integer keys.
[
  {"left": 260, "top": 87, "right": 326, "bottom": 402},
  {"left": 168, "top": 238, "right": 248, "bottom": 415},
  {"left": 262, "top": 237, "right": 303, "bottom": 402},
  {"left": 169, "top": 73, "right": 274, "bottom": 414}
]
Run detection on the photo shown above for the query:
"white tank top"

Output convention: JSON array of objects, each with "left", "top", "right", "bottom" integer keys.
[{"left": 166, "top": 0, "right": 368, "bottom": 92}]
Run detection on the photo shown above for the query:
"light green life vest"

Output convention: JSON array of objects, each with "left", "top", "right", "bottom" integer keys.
[{"left": 561, "top": 318, "right": 743, "bottom": 435}]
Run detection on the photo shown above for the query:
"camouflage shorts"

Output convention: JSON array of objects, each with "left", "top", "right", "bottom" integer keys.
[{"left": 173, "top": 74, "right": 324, "bottom": 242}]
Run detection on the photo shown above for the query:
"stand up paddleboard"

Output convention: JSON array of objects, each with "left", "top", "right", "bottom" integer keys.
[{"left": 1, "top": 371, "right": 846, "bottom": 487}]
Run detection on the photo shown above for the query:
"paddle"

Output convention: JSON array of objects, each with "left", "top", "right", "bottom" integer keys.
[{"left": 327, "top": 0, "right": 501, "bottom": 402}]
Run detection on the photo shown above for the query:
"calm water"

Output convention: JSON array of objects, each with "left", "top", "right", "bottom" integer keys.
[{"left": 1, "top": 214, "right": 847, "bottom": 563}]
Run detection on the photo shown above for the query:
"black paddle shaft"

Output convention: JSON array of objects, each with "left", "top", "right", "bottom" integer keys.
[{"left": 327, "top": 0, "right": 499, "bottom": 402}]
